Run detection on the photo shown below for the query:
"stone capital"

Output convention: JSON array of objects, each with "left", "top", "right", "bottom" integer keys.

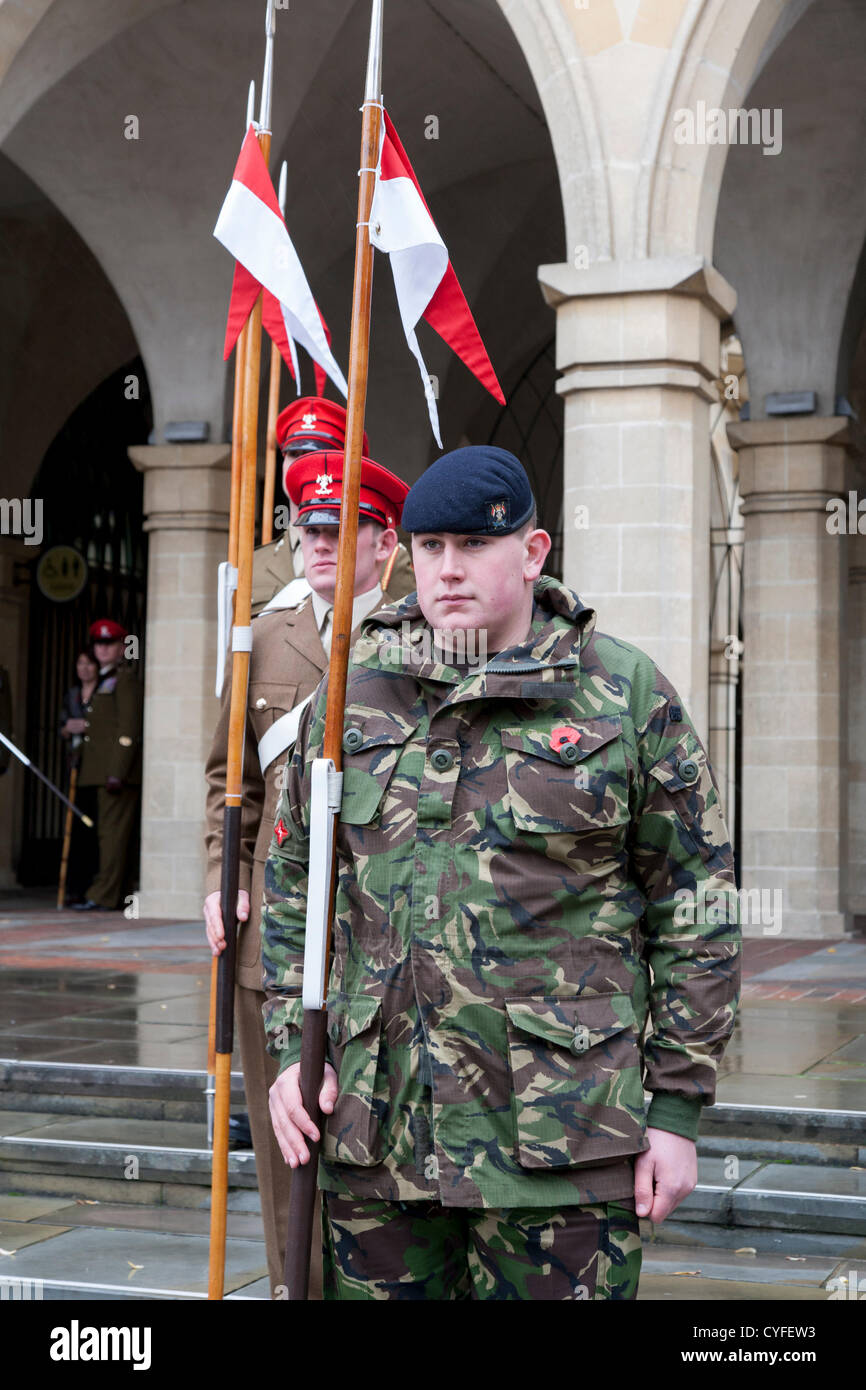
[
  {"left": 128, "top": 443, "right": 231, "bottom": 535},
  {"left": 538, "top": 258, "right": 736, "bottom": 395},
  {"left": 727, "top": 417, "right": 851, "bottom": 514},
  {"left": 538, "top": 256, "right": 737, "bottom": 321}
]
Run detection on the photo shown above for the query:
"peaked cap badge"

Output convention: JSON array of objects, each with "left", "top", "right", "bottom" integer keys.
[{"left": 315, "top": 473, "right": 335, "bottom": 496}]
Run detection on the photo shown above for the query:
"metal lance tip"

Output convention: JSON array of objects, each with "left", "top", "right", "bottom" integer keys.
[
  {"left": 278, "top": 161, "right": 287, "bottom": 217},
  {"left": 259, "top": 0, "right": 275, "bottom": 130},
  {"left": 364, "top": 0, "right": 384, "bottom": 102},
  {"left": 246, "top": 80, "right": 255, "bottom": 131}
]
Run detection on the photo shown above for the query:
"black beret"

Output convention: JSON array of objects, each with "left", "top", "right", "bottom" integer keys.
[{"left": 402, "top": 446, "right": 535, "bottom": 536}]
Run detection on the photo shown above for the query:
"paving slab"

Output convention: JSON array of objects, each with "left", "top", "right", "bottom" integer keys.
[
  {"left": 739, "top": 1163, "right": 866, "bottom": 1199},
  {"left": 0, "top": 1041, "right": 217, "bottom": 1069},
  {"left": 46, "top": 1201, "right": 265, "bottom": 1240},
  {"left": 716, "top": 1073, "right": 866, "bottom": 1111},
  {"left": 696, "top": 1156, "right": 765, "bottom": 1189},
  {"left": 0, "top": 971, "right": 210, "bottom": 1001},
  {"left": 96, "top": 996, "right": 212, "bottom": 1027},
  {"left": 641, "top": 1243, "right": 838, "bottom": 1286},
  {"left": 228, "top": 1275, "right": 270, "bottom": 1299},
  {"left": 823, "top": 1035, "right": 866, "bottom": 1064},
  {"left": 0, "top": 1219, "right": 71, "bottom": 1251},
  {"left": 0, "top": 1194, "right": 76, "bottom": 1221},
  {"left": 643, "top": 1219, "right": 866, "bottom": 1260},
  {"left": 747, "top": 942, "right": 866, "bottom": 984},
  {"left": 639, "top": 1273, "right": 829, "bottom": 1301},
  {"left": 0, "top": 1038, "right": 122, "bottom": 1063},
  {"left": 0, "top": 1111, "right": 58, "bottom": 1137},
  {"left": 14, "top": 1018, "right": 209, "bottom": 1043},
  {"left": 18, "top": 1116, "right": 207, "bottom": 1148},
  {"left": 0, "top": 1224, "right": 267, "bottom": 1295}
]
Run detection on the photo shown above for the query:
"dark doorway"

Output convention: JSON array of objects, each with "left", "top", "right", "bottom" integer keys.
[{"left": 20, "top": 360, "right": 152, "bottom": 885}]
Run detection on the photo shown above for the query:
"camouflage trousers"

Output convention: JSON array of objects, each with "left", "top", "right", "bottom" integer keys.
[{"left": 322, "top": 1194, "right": 641, "bottom": 1301}]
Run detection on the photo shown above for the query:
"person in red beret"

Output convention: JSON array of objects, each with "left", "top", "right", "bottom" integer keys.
[
  {"left": 203, "top": 448, "right": 408, "bottom": 1298},
  {"left": 251, "top": 396, "right": 414, "bottom": 613},
  {"left": 73, "top": 619, "right": 142, "bottom": 911}
]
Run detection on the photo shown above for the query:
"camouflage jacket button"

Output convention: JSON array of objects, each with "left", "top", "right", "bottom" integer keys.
[
  {"left": 430, "top": 748, "right": 454, "bottom": 773},
  {"left": 570, "top": 1025, "right": 590, "bottom": 1055},
  {"left": 678, "top": 757, "right": 699, "bottom": 784},
  {"left": 343, "top": 728, "right": 364, "bottom": 753},
  {"left": 559, "top": 742, "right": 579, "bottom": 765}
]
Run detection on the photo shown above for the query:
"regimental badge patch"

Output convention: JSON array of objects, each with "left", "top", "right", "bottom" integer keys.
[
  {"left": 302, "top": 412, "right": 317, "bottom": 430},
  {"left": 274, "top": 819, "right": 289, "bottom": 846},
  {"left": 487, "top": 498, "right": 509, "bottom": 530},
  {"left": 315, "top": 473, "right": 334, "bottom": 496}
]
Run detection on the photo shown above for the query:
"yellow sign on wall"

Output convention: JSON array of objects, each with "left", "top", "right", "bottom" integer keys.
[{"left": 36, "top": 546, "right": 88, "bottom": 602}]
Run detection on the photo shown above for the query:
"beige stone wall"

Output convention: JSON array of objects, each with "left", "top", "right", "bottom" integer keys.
[
  {"left": 730, "top": 418, "right": 849, "bottom": 939},
  {"left": 129, "top": 445, "right": 231, "bottom": 921}
]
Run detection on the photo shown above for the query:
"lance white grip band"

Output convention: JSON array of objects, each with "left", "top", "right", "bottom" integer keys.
[
  {"left": 302, "top": 759, "right": 343, "bottom": 1010},
  {"left": 215, "top": 563, "right": 238, "bottom": 695},
  {"left": 232, "top": 626, "right": 253, "bottom": 652}
]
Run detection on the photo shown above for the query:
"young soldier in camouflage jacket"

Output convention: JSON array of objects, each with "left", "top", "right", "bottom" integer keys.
[{"left": 261, "top": 446, "right": 740, "bottom": 1300}]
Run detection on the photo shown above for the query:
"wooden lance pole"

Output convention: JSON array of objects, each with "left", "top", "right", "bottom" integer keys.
[
  {"left": 206, "top": 75, "right": 256, "bottom": 1153},
  {"left": 57, "top": 766, "right": 79, "bottom": 910},
  {"left": 208, "top": 0, "right": 276, "bottom": 1302},
  {"left": 284, "top": 0, "right": 384, "bottom": 1301},
  {"left": 261, "top": 161, "right": 287, "bottom": 547},
  {"left": 205, "top": 73, "right": 255, "bottom": 1166}
]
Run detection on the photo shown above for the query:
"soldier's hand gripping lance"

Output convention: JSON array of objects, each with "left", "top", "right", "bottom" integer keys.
[{"left": 284, "top": 0, "right": 385, "bottom": 1302}]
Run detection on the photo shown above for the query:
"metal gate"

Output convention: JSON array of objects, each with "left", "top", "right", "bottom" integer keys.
[{"left": 20, "top": 360, "right": 151, "bottom": 885}]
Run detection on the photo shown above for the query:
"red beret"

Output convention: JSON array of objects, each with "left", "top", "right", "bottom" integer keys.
[
  {"left": 89, "top": 619, "right": 127, "bottom": 641},
  {"left": 277, "top": 396, "right": 369, "bottom": 467},
  {"left": 284, "top": 450, "right": 409, "bottom": 529}
]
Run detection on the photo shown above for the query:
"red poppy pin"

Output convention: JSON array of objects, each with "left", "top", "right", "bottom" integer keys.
[{"left": 549, "top": 726, "right": 581, "bottom": 753}]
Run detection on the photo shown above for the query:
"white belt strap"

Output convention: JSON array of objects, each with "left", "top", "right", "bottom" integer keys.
[{"left": 257, "top": 693, "right": 314, "bottom": 773}]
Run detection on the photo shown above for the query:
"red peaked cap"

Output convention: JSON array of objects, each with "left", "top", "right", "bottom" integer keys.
[
  {"left": 284, "top": 450, "right": 409, "bottom": 530},
  {"left": 89, "top": 618, "right": 127, "bottom": 641},
  {"left": 277, "top": 396, "right": 369, "bottom": 461}
]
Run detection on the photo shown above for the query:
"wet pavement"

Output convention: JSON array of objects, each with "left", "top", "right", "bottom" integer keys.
[{"left": 1, "top": 889, "right": 865, "bottom": 1299}]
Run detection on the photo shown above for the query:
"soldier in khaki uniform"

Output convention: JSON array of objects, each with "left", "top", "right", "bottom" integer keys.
[
  {"left": 252, "top": 396, "right": 414, "bottom": 617},
  {"left": 74, "top": 619, "right": 143, "bottom": 912},
  {"left": 203, "top": 442, "right": 411, "bottom": 1297}
]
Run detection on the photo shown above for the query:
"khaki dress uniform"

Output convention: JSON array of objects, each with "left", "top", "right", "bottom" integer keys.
[
  {"left": 204, "top": 585, "right": 396, "bottom": 1297},
  {"left": 77, "top": 663, "right": 143, "bottom": 910}
]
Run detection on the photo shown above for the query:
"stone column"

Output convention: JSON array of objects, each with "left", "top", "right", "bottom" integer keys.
[
  {"left": 727, "top": 417, "right": 850, "bottom": 939},
  {"left": 0, "top": 539, "right": 30, "bottom": 889},
  {"left": 538, "top": 258, "right": 736, "bottom": 739},
  {"left": 847, "top": 526, "right": 866, "bottom": 930},
  {"left": 129, "top": 444, "right": 231, "bottom": 920}
]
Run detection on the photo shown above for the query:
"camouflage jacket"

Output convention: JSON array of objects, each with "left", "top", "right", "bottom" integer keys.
[{"left": 261, "top": 577, "right": 740, "bottom": 1209}]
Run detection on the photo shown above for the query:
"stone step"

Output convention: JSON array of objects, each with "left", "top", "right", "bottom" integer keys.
[
  {"left": 704, "top": 1098, "right": 866, "bottom": 1146},
  {"left": 0, "top": 1058, "right": 245, "bottom": 1116}
]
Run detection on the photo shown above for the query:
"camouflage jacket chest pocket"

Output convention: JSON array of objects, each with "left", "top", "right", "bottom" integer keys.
[
  {"left": 338, "top": 707, "right": 420, "bottom": 831},
  {"left": 499, "top": 715, "right": 631, "bottom": 842},
  {"left": 505, "top": 993, "right": 648, "bottom": 1170}
]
